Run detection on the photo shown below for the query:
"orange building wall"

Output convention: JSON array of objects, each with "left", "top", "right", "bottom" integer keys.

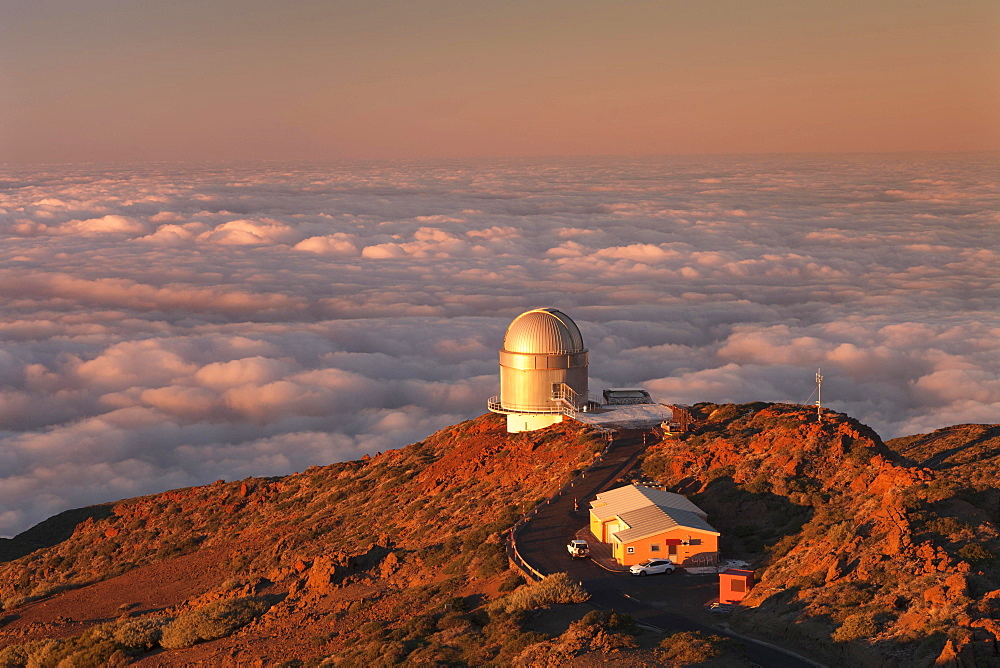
[
  {"left": 611, "top": 527, "right": 719, "bottom": 567},
  {"left": 719, "top": 569, "right": 754, "bottom": 603}
]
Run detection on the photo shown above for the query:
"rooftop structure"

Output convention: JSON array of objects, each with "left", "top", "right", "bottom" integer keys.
[
  {"left": 590, "top": 484, "right": 708, "bottom": 521},
  {"left": 602, "top": 388, "right": 653, "bottom": 405}
]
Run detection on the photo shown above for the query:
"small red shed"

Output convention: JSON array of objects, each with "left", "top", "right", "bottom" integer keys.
[{"left": 719, "top": 569, "right": 754, "bottom": 604}]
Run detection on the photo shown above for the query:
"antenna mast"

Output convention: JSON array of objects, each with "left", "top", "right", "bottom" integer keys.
[{"left": 815, "top": 368, "right": 823, "bottom": 423}]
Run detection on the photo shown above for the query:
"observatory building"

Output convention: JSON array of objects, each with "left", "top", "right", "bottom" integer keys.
[
  {"left": 488, "top": 308, "right": 590, "bottom": 433},
  {"left": 488, "top": 307, "right": 681, "bottom": 434}
]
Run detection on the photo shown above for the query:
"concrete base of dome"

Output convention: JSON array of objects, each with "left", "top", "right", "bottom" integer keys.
[{"left": 506, "top": 413, "right": 563, "bottom": 433}]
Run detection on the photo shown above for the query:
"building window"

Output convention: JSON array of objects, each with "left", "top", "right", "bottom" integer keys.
[
  {"left": 626, "top": 547, "right": 635, "bottom": 554},
  {"left": 732, "top": 579, "right": 746, "bottom": 592},
  {"left": 650, "top": 544, "right": 660, "bottom": 552}
]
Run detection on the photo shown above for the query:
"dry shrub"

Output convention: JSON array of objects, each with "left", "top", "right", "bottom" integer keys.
[
  {"left": 160, "top": 596, "right": 272, "bottom": 649},
  {"left": 832, "top": 612, "right": 877, "bottom": 642},
  {"left": 0, "top": 640, "right": 59, "bottom": 668},
  {"left": 658, "top": 630, "right": 743, "bottom": 666},
  {"left": 489, "top": 572, "right": 589, "bottom": 613},
  {"left": 113, "top": 616, "right": 171, "bottom": 652}
]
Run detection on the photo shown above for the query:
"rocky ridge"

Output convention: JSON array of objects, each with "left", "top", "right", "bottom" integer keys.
[
  {"left": 0, "top": 406, "right": 997, "bottom": 666},
  {"left": 642, "top": 403, "right": 1000, "bottom": 666}
]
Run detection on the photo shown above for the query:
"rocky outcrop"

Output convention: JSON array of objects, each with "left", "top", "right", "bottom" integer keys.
[{"left": 643, "top": 403, "right": 1000, "bottom": 667}]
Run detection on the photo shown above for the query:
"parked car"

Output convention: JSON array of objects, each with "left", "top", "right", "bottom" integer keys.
[
  {"left": 629, "top": 558, "right": 676, "bottom": 576},
  {"left": 567, "top": 539, "right": 590, "bottom": 559}
]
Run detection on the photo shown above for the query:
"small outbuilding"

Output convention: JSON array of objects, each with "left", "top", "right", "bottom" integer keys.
[
  {"left": 589, "top": 484, "right": 720, "bottom": 567},
  {"left": 719, "top": 569, "right": 755, "bottom": 604}
]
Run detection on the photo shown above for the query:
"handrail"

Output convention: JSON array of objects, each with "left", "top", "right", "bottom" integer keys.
[{"left": 490, "top": 389, "right": 605, "bottom": 418}]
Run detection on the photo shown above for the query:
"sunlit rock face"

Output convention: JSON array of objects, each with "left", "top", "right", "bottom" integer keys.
[{"left": 0, "top": 155, "right": 997, "bottom": 535}]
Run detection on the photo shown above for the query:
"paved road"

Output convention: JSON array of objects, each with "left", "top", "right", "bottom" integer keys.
[{"left": 514, "top": 432, "right": 820, "bottom": 668}]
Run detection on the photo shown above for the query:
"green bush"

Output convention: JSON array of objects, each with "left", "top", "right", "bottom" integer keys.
[
  {"left": 160, "top": 596, "right": 272, "bottom": 649},
  {"left": 489, "top": 572, "right": 588, "bottom": 613},
  {"left": 0, "top": 615, "right": 175, "bottom": 667},
  {"left": 0, "top": 630, "right": 120, "bottom": 668},
  {"left": 579, "top": 609, "right": 638, "bottom": 635},
  {"left": 0, "top": 640, "right": 56, "bottom": 668}
]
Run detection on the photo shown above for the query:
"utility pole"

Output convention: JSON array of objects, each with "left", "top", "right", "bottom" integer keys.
[{"left": 815, "top": 369, "right": 823, "bottom": 423}]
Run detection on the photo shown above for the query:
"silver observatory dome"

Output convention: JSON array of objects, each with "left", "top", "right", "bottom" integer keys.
[
  {"left": 489, "top": 308, "right": 590, "bottom": 432},
  {"left": 502, "top": 308, "right": 586, "bottom": 354}
]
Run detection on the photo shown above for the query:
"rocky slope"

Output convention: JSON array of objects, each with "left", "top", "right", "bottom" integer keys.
[
  {"left": 0, "top": 415, "right": 612, "bottom": 666},
  {"left": 1, "top": 406, "right": 997, "bottom": 667},
  {"left": 642, "top": 403, "right": 1000, "bottom": 667}
]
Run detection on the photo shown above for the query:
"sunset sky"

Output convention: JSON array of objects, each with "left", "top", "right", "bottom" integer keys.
[
  {"left": 0, "top": 3, "right": 998, "bottom": 538},
  {"left": 3, "top": 0, "right": 999, "bottom": 162}
]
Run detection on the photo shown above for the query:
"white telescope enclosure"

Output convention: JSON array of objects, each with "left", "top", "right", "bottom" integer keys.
[{"left": 488, "top": 307, "right": 589, "bottom": 433}]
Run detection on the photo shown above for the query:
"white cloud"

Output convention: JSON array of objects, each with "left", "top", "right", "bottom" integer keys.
[
  {"left": 198, "top": 218, "right": 301, "bottom": 245},
  {"left": 62, "top": 215, "right": 149, "bottom": 236},
  {"left": 293, "top": 234, "right": 360, "bottom": 256},
  {"left": 0, "top": 155, "right": 996, "bottom": 536}
]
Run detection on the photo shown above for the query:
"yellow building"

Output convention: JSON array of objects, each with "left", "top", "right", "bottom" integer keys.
[{"left": 589, "top": 484, "right": 720, "bottom": 567}]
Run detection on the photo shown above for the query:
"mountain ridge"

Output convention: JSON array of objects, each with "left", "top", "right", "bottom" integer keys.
[{"left": 0, "top": 406, "right": 998, "bottom": 666}]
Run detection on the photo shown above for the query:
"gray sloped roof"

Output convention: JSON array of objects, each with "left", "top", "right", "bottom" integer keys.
[
  {"left": 613, "top": 505, "right": 720, "bottom": 544},
  {"left": 589, "top": 484, "right": 707, "bottom": 521}
]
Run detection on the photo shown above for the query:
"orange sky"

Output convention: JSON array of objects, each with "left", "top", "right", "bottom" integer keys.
[{"left": 2, "top": 0, "right": 998, "bottom": 162}]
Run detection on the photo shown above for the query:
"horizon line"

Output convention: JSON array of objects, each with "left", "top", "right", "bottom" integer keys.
[{"left": 4, "top": 149, "right": 1000, "bottom": 169}]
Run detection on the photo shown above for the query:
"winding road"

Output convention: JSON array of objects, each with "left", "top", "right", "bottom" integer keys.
[{"left": 514, "top": 431, "right": 822, "bottom": 668}]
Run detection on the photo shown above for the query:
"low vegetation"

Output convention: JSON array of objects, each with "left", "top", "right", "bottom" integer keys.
[
  {"left": 658, "top": 630, "right": 749, "bottom": 667},
  {"left": 160, "top": 596, "right": 273, "bottom": 649},
  {"left": 488, "top": 573, "right": 589, "bottom": 613}
]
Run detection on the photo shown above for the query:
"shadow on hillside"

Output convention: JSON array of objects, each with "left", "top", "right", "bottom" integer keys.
[
  {"left": 692, "top": 477, "right": 813, "bottom": 559},
  {"left": 888, "top": 426, "right": 1000, "bottom": 470},
  {"left": 922, "top": 427, "right": 1000, "bottom": 469},
  {"left": 0, "top": 504, "right": 115, "bottom": 562}
]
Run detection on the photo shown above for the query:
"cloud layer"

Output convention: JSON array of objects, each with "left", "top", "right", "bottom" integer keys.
[{"left": 0, "top": 155, "right": 997, "bottom": 535}]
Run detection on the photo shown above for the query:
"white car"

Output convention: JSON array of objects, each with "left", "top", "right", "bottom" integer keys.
[{"left": 629, "top": 558, "right": 676, "bottom": 576}]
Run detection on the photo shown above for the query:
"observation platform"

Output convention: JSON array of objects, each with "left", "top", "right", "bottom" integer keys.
[{"left": 571, "top": 402, "right": 674, "bottom": 430}]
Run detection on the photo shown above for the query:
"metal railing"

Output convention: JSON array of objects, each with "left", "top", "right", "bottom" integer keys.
[{"left": 488, "top": 393, "right": 601, "bottom": 418}]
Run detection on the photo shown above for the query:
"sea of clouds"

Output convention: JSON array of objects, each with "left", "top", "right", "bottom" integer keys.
[{"left": 0, "top": 154, "right": 997, "bottom": 536}]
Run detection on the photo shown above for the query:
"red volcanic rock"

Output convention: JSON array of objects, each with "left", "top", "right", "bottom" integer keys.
[
  {"left": 642, "top": 403, "right": 1000, "bottom": 665},
  {"left": 303, "top": 553, "right": 355, "bottom": 595},
  {"left": 378, "top": 551, "right": 399, "bottom": 579},
  {"left": 923, "top": 573, "right": 968, "bottom": 607},
  {"left": 936, "top": 639, "right": 961, "bottom": 664},
  {"left": 104, "top": 527, "right": 120, "bottom": 538}
]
